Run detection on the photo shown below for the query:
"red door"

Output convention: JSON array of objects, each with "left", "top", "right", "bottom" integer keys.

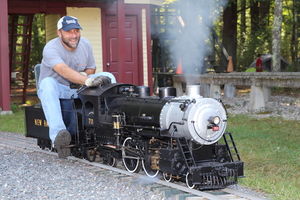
[{"left": 104, "top": 15, "right": 140, "bottom": 84}]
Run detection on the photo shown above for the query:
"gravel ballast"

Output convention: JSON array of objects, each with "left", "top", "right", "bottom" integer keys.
[{"left": 0, "top": 145, "right": 164, "bottom": 200}]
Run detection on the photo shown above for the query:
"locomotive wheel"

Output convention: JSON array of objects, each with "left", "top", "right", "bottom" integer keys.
[
  {"left": 185, "top": 173, "right": 195, "bottom": 189},
  {"left": 71, "top": 148, "right": 82, "bottom": 158},
  {"left": 122, "top": 137, "right": 141, "bottom": 173},
  {"left": 142, "top": 159, "right": 159, "bottom": 178},
  {"left": 163, "top": 172, "right": 173, "bottom": 182},
  {"left": 103, "top": 155, "right": 117, "bottom": 167},
  {"left": 85, "top": 148, "right": 97, "bottom": 162}
]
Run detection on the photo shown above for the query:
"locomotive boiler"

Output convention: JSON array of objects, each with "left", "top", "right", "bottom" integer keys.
[{"left": 25, "top": 83, "right": 244, "bottom": 190}]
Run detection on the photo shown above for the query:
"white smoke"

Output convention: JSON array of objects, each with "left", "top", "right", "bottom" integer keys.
[{"left": 167, "top": 0, "right": 227, "bottom": 75}]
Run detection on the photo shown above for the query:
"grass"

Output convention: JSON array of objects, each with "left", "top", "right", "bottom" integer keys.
[
  {"left": 227, "top": 114, "right": 300, "bottom": 200},
  {"left": 0, "top": 110, "right": 299, "bottom": 200},
  {"left": 0, "top": 107, "right": 25, "bottom": 134}
]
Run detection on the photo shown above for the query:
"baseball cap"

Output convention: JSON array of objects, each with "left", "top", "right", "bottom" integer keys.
[{"left": 57, "top": 16, "right": 82, "bottom": 31}]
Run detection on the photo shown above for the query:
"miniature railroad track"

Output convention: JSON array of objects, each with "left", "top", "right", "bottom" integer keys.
[{"left": 0, "top": 132, "right": 267, "bottom": 200}]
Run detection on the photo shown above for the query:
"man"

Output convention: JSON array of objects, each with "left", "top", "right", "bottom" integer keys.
[{"left": 38, "top": 16, "right": 116, "bottom": 158}]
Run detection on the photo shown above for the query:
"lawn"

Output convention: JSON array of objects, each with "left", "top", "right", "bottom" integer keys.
[
  {"left": 0, "top": 110, "right": 299, "bottom": 200},
  {"left": 227, "top": 114, "right": 300, "bottom": 200},
  {"left": 0, "top": 109, "right": 25, "bottom": 133}
]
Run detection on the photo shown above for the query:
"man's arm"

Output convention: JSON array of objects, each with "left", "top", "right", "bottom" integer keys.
[
  {"left": 84, "top": 68, "right": 95, "bottom": 75},
  {"left": 53, "top": 63, "right": 88, "bottom": 85}
]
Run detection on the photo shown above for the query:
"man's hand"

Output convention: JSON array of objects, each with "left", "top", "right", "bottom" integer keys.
[
  {"left": 80, "top": 72, "right": 88, "bottom": 76},
  {"left": 84, "top": 76, "right": 111, "bottom": 87}
]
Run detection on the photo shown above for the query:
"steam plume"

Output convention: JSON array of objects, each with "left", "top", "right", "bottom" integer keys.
[{"left": 167, "top": 0, "right": 227, "bottom": 74}]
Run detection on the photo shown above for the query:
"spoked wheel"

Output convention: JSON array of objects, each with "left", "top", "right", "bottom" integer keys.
[
  {"left": 142, "top": 156, "right": 159, "bottom": 178},
  {"left": 103, "top": 153, "right": 117, "bottom": 167},
  {"left": 185, "top": 173, "right": 195, "bottom": 189},
  {"left": 163, "top": 172, "right": 173, "bottom": 182},
  {"left": 122, "top": 137, "right": 141, "bottom": 173}
]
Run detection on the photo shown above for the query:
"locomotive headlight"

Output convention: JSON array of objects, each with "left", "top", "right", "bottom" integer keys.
[{"left": 209, "top": 116, "right": 221, "bottom": 125}]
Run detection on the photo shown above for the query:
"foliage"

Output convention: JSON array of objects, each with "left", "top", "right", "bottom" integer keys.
[
  {"left": 235, "top": 0, "right": 299, "bottom": 71},
  {"left": 30, "top": 14, "right": 45, "bottom": 70},
  {"left": 9, "top": 14, "right": 45, "bottom": 82},
  {"left": 158, "top": 0, "right": 300, "bottom": 72},
  {"left": 10, "top": 103, "right": 22, "bottom": 113},
  {"left": 245, "top": 67, "right": 256, "bottom": 72}
]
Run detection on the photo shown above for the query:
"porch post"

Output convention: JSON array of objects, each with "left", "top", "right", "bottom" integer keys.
[
  {"left": 117, "top": 0, "right": 125, "bottom": 83},
  {"left": 0, "top": 0, "right": 11, "bottom": 112}
]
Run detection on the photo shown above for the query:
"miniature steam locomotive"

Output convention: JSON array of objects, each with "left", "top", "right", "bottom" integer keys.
[{"left": 25, "top": 83, "right": 243, "bottom": 190}]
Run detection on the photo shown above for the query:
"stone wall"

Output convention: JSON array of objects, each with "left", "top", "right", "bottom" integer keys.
[{"left": 172, "top": 72, "right": 300, "bottom": 111}]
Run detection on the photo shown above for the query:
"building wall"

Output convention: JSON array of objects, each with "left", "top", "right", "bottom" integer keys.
[
  {"left": 45, "top": 14, "right": 60, "bottom": 42},
  {"left": 67, "top": 7, "right": 103, "bottom": 72}
]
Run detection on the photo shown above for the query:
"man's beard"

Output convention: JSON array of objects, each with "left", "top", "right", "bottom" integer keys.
[{"left": 61, "top": 36, "right": 80, "bottom": 49}]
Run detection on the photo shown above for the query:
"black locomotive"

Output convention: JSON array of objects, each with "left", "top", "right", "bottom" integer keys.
[{"left": 25, "top": 83, "right": 244, "bottom": 190}]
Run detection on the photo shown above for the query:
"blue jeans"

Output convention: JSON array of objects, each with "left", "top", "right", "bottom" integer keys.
[{"left": 37, "top": 72, "right": 116, "bottom": 143}]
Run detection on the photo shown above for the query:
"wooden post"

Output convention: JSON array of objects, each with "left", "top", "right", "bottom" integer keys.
[{"left": 0, "top": 0, "right": 11, "bottom": 111}]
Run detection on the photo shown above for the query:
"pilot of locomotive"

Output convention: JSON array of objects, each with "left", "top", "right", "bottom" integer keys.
[{"left": 37, "top": 15, "right": 115, "bottom": 158}]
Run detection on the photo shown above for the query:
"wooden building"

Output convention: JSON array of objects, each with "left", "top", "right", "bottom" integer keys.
[{"left": 0, "top": 0, "right": 163, "bottom": 112}]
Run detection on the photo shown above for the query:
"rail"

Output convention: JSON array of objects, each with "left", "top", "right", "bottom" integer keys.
[{"left": 172, "top": 72, "right": 300, "bottom": 111}]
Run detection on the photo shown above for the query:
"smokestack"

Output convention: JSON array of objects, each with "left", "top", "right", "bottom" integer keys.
[{"left": 186, "top": 84, "right": 201, "bottom": 97}]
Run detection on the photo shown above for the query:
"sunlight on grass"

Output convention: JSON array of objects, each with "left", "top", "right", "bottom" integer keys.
[
  {"left": 0, "top": 109, "right": 25, "bottom": 134},
  {"left": 228, "top": 114, "right": 300, "bottom": 200}
]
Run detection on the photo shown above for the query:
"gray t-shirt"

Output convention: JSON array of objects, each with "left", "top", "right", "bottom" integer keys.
[{"left": 39, "top": 37, "right": 96, "bottom": 86}]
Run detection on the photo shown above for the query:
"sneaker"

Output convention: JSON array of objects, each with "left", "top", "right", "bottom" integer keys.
[{"left": 54, "top": 129, "right": 71, "bottom": 158}]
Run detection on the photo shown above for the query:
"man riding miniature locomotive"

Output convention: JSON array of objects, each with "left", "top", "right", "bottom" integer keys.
[
  {"left": 38, "top": 16, "right": 116, "bottom": 158},
  {"left": 29, "top": 14, "right": 244, "bottom": 190}
]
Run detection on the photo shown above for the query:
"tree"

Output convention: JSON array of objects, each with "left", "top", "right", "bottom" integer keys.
[
  {"left": 240, "top": 0, "right": 246, "bottom": 48},
  {"left": 291, "top": 0, "right": 299, "bottom": 71},
  {"left": 222, "top": 0, "right": 237, "bottom": 69},
  {"left": 30, "top": 14, "right": 45, "bottom": 72},
  {"left": 250, "top": 0, "right": 260, "bottom": 37},
  {"left": 272, "top": 0, "right": 282, "bottom": 72}
]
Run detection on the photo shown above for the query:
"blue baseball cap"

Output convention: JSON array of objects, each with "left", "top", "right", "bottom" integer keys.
[{"left": 57, "top": 16, "right": 82, "bottom": 31}]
